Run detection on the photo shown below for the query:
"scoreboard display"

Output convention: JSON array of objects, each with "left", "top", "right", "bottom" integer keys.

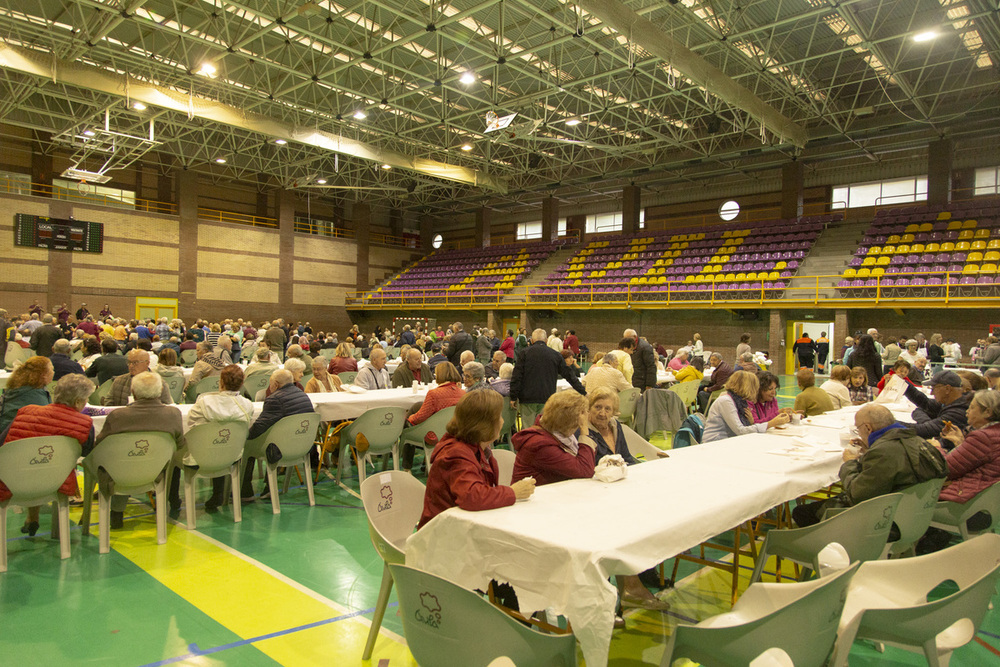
[{"left": 13, "top": 214, "right": 103, "bottom": 253}]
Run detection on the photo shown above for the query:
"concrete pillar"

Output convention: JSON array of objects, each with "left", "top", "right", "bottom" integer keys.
[
  {"left": 31, "top": 133, "right": 53, "bottom": 192},
  {"left": 566, "top": 214, "right": 587, "bottom": 245},
  {"left": 781, "top": 161, "right": 804, "bottom": 220},
  {"left": 622, "top": 186, "right": 641, "bottom": 235},
  {"left": 46, "top": 200, "right": 73, "bottom": 311},
  {"left": 519, "top": 309, "right": 530, "bottom": 331},
  {"left": 768, "top": 309, "right": 787, "bottom": 375},
  {"left": 834, "top": 309, "right": 850, "bottom": 361},
  {"left": 486, "top": 310, "right": 498, "bottom": 333},
  {"left": 927, "top": 138, "right": 954, "bottom": 207},
  {"left": 419, "top": 214, "right": 435, "bottom": 252},
  {"left": 541, "top": 197, "right": 559, "bottom": 241},
  {"left": 157, "top": 165, "right": 173, "bottom": 206},
  {"left": 475, "top": 207, "right": 492, "bottom": 247},
  {"left": 278, "top": 190, "right": 296, "bottom": 306},
  {"left": 176, "top": 170, "right": 199, "bottom": 318},
  {"left": 389, "top": 209, "right": 405, "bottom": 239},
  {"left": 256, "top": 174, "right": 270, "bottom": 218},
  {"left": 952, "top": 167, "right": 976, "bottom": 201},
  {"left": 354, "top": 202, "right": 371, "bottom": 292}
]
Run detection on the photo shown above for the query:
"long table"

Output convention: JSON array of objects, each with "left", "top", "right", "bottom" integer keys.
[{"left": 405, "top": 401, "right": 917, "bottom": 666}]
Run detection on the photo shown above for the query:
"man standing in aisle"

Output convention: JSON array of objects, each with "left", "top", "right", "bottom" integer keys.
[
  {"left": 624, "top": 328, "right": 657, "bottom": 391},
  {"left": 511, "top": 328, "right": 585, "bottom": 427},
  {"left": 816, "top": 332, "right": 830, "bottom": 375}
]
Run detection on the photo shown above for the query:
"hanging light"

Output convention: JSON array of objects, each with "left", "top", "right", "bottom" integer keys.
[
  {"left": 274, "top": 139, "right": 288, "bottom": 145},
  {"left": 132, "top": 102, "right": 146, "bottom": 111},
  {"left": 460, "top": 143, "right": 473, "bottom": 151},
  {"left": 460, "top": 71, "right": 476, "bottom": 85},
  {"left": 215, "top": 157, "right": 227, "bottom": 164},
  {"left": 197, "top": 62, "right": 217, "bottom": 77},
  {"left": 565, "top": 118, "right": 582, "bottom": 126},
  {"left": 353, "top": 110, "right": 368, "bottom": 120}
]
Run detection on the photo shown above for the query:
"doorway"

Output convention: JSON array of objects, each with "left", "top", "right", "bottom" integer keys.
[
  {"left": 786, "top": 320, "right": 835, "bottom": 374},
  {"left": 136, "top": 297, "right": 178, "bottom": 323}
]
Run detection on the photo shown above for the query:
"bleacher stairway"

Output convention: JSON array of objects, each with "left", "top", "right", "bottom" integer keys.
[
  {"left": 781, "top": 220, "right": 872, "bottom": 299},
  {"left": 503, "top": 246, "right": 579, "bottom": 304}
]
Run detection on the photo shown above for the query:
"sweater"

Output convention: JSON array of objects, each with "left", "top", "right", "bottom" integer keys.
[
  {"left": 904, "top": 384, "right": 972, "bottom": 442},
  {"left": 793, "top": 386, "right": 835, "bottom": 416},
  {"left": 417, "top": 435, "right": 514, "bottom": 529},
  {"left": 0, "top": 403, "right": 93, "bottom": 500},
  {"left": 511, "top": 426, "right": 595, "bottom": 485},
  {"left": 940, "top": 423, "right": 1000, "bottom": 503},
  {"left": 408, "top": 383, "right": 464, "bottom": 426}
]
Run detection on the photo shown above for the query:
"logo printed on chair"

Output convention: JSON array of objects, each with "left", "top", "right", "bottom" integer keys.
[
  {"left": 380, "top": 412, "right": 395, "bottom": 426},
  {"left": 378, "top": 484, "right": 393, "bottom": 512},
  {"left": 873, "top": 506, "right": 893, "bottom": 531},
  {"left": 29, "top": 444, "right": 55, "bottom": 465},
  {"left": 295, "top": 420, "right": 310, "bottom": 435},
  {"left": 213, "top": 428, "right": 231, "bottom": 445},
  {"left": 129, "top": 439, "right": 150, "bottom": 456},
  {"left": 415, "top": 591, "right": 441, "bottom": 628}
]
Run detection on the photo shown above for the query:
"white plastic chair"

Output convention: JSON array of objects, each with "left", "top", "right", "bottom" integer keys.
[
  {"left": 397, "top": 406, "right": 455, "bottom": 473},
  {"left": 170, "top": 421, "right": 249, "bottom": 529},
  {"left": 750, "top": 493, "right": 902, "bottom": 583},
  {"left": 662, "top": 563, "right": 860, "bottom": 667},
  {"left": 887, "top": 477, "right": 947, "bottom": 557},
  {"left": 4, "top": 344, "right": 30, "bottom": 371},
  {"left": 930, "top": 481, "right": 1000, "bottom": 540},
  {"left": 617, "top": 387, "right": 641, "bottom": 427},
  {"left": 80, "top": 431, "right": 176, "bottom": 554},
  {"left": 0, "top": 436, "right": 81, "bottom": 572},
  {"left": 360, "top": 470, "right": 426, "bottom": 660},
  {"left": 493, "top": 448, "right": 516, "bottom": 486},
  {"left": 621, "top": 423, "right": 668, "bottom": 461},
  {"left": 162, "top": 375, "right": 185, "bottom": 404},
  {"left": 241, "top": 371, "right": 273, "bottom": 401},
  {"left": 242, "top": 412, "right": 320, "bottom": 514},
  {"left": 830, "top": 533, "right": 1000, "bottom": 667},
  {"left": 336, "top": 407, "right": 407, "bottom": 485}
]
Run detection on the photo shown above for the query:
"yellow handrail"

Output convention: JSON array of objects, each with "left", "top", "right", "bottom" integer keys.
[
  {"left": 0, "top": 175, "right": 177, "bottom": 214},
  {"left": 197, "top": 207, "right": 278, "bottom": 228}
]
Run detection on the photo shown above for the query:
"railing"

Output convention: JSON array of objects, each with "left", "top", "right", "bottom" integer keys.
[
  {"left": 0, "top": 175, "right": 177, "bottom": 214},
  {"left": 293, "top": 218, "right": 355, "bottom": 238},
  {"left": 198, "top": 207, "right": 278, "bottom": 228},
  {"left": 370, "top": 232, "right": 417, "bottom": 248},
  {"left": 643, "top": 201, "right": 847, "bottom": 232},
  {"left": 345, "top": 270, "right": 1000, "bottom": 309}
]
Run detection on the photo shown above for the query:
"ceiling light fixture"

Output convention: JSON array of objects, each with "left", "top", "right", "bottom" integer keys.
[
  {"left": 83, "top": 129, "right": 96, "bottom": 137},
  {"left": 353, "top": 110, "right": 367, "bottom": 120},
  {"left": 132, "top": 102, "right": 146, "bottom": 111},
  {"left": 316, "top": 178, "right": 327, "bottom": 184},
  {"left": 274, "top": 139, "right": 287, "bottom": 145},
  {"left": 460, "top": 143, "right": 473, "bottom": 151},
  {"left": 215, "top": 157, "right": 227, "bottom": 164},
  {"left": 565, "top": 118, "right": 582, "bottom": 126},
  {"left": 197, "top": 62, "right": 217, "bottom": 77},
  {"left": 913, "top": 31, "right": 937, "bottom": 43},
  {"left": 460, "top": 71, "right": 475, "bottom": 85},
  {"left": 381, "top": 164, "right": 392, "bottom": 170}
]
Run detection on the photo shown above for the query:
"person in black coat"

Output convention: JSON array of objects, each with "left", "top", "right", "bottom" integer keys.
[
  {"left": 49, "top": 340, "right": 84, "bottom": 380},
  {"left": 510, "top": 329, "right": 585, "bottom": 427},
  {"left": 445, "top": 322, "right": 474, "bottom": 367},
  {"left": 624, "top": 328, "right": 658, "bottom": 391},
  {"left": 29, "top": 315, "right": 64, "bottom": 357},
  {"left": 86, "top": 338, "right": 130, "bottom": 386}
]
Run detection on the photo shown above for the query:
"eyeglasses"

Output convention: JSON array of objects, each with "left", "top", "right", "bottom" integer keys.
[{"left": 126, "top": 360, "right": 144, "bottom": 366}]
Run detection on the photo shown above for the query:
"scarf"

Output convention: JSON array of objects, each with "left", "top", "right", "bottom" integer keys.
[
  {"left": 552, "top": 430, "right": 579, "bottom": 456},
  {"left": 728, "top": 390, "right": 752, "bottom": 426},
  {"left": 867, "top": 422, "right": 905, "bottom": 446}
]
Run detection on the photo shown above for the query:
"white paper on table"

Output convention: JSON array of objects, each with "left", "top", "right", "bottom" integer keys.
[
  {"left": 874, "top": 373, "right": 907, "bottom": 404},
  {"left": 767, "top": 425, "right": 807, "bottom": 437}
]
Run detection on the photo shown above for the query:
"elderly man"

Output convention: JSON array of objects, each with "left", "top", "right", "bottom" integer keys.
[
  {"left": 86, "top": 338, "right": 130, "bottom": 386},
  {"left": 793, "top": 368, "right": 835, "bottom": 416},
  {"left": 908, "top": 356, "right": 930, "bottom": 385},
  {"left": 476, "top": 328, "right": 494, "bottom": 363},
  {"left": 29, "top": 314, "right": 63, "bottom": 357},
  {"left": 444, "top": 322, "right": 474, "bottom": 367},
  {"left": 462, "top": 362, "right": 489, "bottom": 391},
  {"left": 263, "top": 320, "right": 286, "bottom": 355},
  {"left": 791, "top": 404, "right": 946, "bottom": 527},
  {"left": 75, "top": 303, "right": 90, "bottom": 321},
  {"left": 582, "top": 352, "right": 631, "bottom": 394},
  {"left": 246, "top": 347, "right": 279, "bottom": 380},
  {"left": 736, "top": 352, "right": 759, "bottom": 373},
  {"left": 903, "top": 370, "right": 973, "bottom": 445},
  {"left": 485, "top": 351, "right": 506, "bottom": 380},
  {"left": 399, "top": 324, "right": 416, "bottom": 347},
  {"left": 697, "top": 353, "right": 733, "bottom": 413},
  {"left": 667, "top": 350, "right": 690, "bottom": 372},
  {"left": 95, "top": 371, "right": 183, "bottom": 527},
  {"left": 104, "top": 349, "right": 173, "bottom": 405},
  {"left": 355, "top": 347, "right": 392, "bottom": 390},
  {"left": 50, "top": 339, "right": 84, "bottom": 380},
  {"left": 19, "top": 312, "right": 44, "bottom": 335},
  {"left": 546, "top": 328, "right": 562, "bottom": 352},
  {"left": 510, "top": 328, "right": 585, "bottom": 427},
  {"left": 624, "top": 328, "right": 657, "bottom": 391},
  {"left": 427, "top": 343, "right": 448, "bottom": 370},
  {"left": 240, "top": 369, "right": 314, "bottom": 500},
  {"left": 459, "top": 350, "right": 476, "bottom": 369},
  {"left": 392, "top": 348, "right": 431, "bottom": 387}
]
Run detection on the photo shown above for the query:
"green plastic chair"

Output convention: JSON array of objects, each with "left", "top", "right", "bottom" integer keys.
[
  {"left": 180, "top": 349, "right": 198, "bottom": 367},
  {"left": 617, "top": 387, "right": 641, "bottom": 428},
  {"left": 88, "top": 378, "right": 114, "bottom": 406},
  {"left": 319, "top": 349, "right": 336, "bottom": 361},
  {"left": 663, "top": 563, "right": 859, "bottom": 667},
  {"left": 704, "top": 388, "right": 725, "bottom": 414},
  {"left": 241, "top": 371, "right": 273, "bottom": 401},
  {"left": 46, "top": 380, "right": 59, "bottom": 395},
  {"left": 386, "top": 346, "right": 400, "bottom": 359},
  {"left": 669, "top": 379, "right": 700, "bottom": 413},
  {"left": 493, "top": 448, "right": 516, "bottom": 486},
  {"left": 79, "top": 431, "right": 177, "bottom": 554},
  {"left": 750, "top": 493, "right": 903, "bottom": 584},
  {"left": 621, "top": 424, "right": 668, "bottom": 461},
  {"left": 337, "top": 371, "right": 358, "bottom": 384},
  {"left": 70, "top": 349, "right": 84, "bottom": 361},
  {"left": 185, "top": 376, "right": 220, "bottom": 403},
  {"left": 887, "top": 478, "right": 946, "bottom": 557},
  {"left": 240, "top": 344, "right": 258, "bottom": 362},
  {"left": 389, "top": 563, "right": 578, "bottom": 667},
  {"left": 336, "top": 407, "right": 408, "bottom": 485},
  {"left": 0, "top": 435, "right": 81, "bottom": 572},
  {"left": 360, "top": 470, "right": 426, "bottom": 660},
  {"left": 930, "top": 480, "right": 1000, "bottom": 540},
  {"left": 830, "top": 534, "right": 1000, "bottom": 667},
  {"left": 242, "top": 412, "right": 320, "bottom": 515},
  {"left": 353, "top": 348, "right": 363, "bottom": 360},
  {"left": 170, "top": 421, "right": 249, "bottom": 529},
  {"left": 495, "top": 401, "right": 517, "bottom": 448},
  {"left": 4, "top": 344, "right": 30, "bottom": 371},
  {"left": 162, "top": 375, "right": 185, "bottom": 405},
  {"left": 398, "top": 406, "right": 455, "bottom": 473}
]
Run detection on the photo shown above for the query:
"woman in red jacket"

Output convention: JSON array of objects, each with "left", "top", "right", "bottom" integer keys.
[
  {"left": 0, "top": 374, "right": 95, "bottom": 536},
  {"left": 512, "top": 390, "right": 594, "bottom": 485},
  {"left": 417, "top": 390, "right": 535, "bottom": 529}
]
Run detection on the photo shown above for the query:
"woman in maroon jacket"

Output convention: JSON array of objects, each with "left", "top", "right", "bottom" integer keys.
[
  {"left": 511, "top": 390, "right": 594, "bottom": 485},
  {"left": 938, "top": 390, "right": 1000, "bottom": 509},
  {"left": 417, "top": 390, "right": 535, "bottom": 529}
]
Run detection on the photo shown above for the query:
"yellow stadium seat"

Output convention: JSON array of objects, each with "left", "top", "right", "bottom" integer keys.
[
  {"left": 947, "top": 220, "right": 962, "bottom": 231},
  {"left": 868, "top": 246, "right": 881, "bottom": 255},
  {"left": 843, "top": 268, "right": 857, "bottom": 279},
  {"left": 887, "top": 235, "right": 901, "bottom": 244},
  {"left": 731, "top": 238, "right": 744, "bottom": 245},
  {"left": 937, "top": 212, "right": 951, "bottom": 220},
  {"left": 910, "top": 243, "right": 925, "bottom": 253},
  {"left": 857, "top": 268, "right": 871, "bottom": 278},
  {"left": 745, "top": 272, "right": 757, "bottom": 280},
  {"left": 941, "top": 242, "right": 956, "bottom": 252},
  {"left": 895, "top": 245, "right": 910, "bottom": 255},
  {"left": 684, "top": 275, "right": 696, "bottom": 283},
  {"left": 985, "top": 251, "right": 1000, "bottom": 262},
  {"left": 877, "top": 256, "right": 891, "bottom": 266},
  {"left": 925, "top": 242, "right": 941, "bottom": 252},
  {"left": 904, "top": 224, "right": 919, "bottom": 234},
  {"left": 723, "top": 273, "right": 736, "bottom": 281},
  {"left": 962, "top": 219, "right": 977, "bottom": 229},
  {"left": 963, "top": 264, "right": 979, "bottom": 275},
  {"left": 981, "top": 263, "right": 998, "bottom": 274},
  {"left": 900, "top": 234, "right": 915, "bottom": 243},
  {"left": 956, "top": 241, "right": 971, "bottom": 251},
  {"left": 775, "top": 261, "right": 787, "bottom": 270},
  {"left": 694, "top": 274, "right": 707, "bottom": 283},
  {"left": 968, "top": 252, "right": 984, "bottom": 262},
  {"left": 871, "top": 267, "right": 885, "bottom": 277},
  {"left": 975, "top": 228, "right": 990, "bottom": 239},
  {"left": 862, "top": 257, "right": 876, "bottom": 266},
  {"left": 989, "top": 240, "right": 1000, "bottom": 250},
  {"left": 958, "top": 230, "right": 974, "bottom": 240},
  {"left": 767, "top": 271, "right": 779, "bottom": 280},
  {"left": 918, "top": 223, "right": 932, "bottom": 232},
  {"left": 735, "top": 273, "right": 747, "bottom": 281}
]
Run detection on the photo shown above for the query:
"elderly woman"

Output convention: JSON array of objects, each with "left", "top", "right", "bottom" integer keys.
[
  {"left": 215, "top": 335, "right": 235, "bottom": 365},
  {"left": 305, "top": 357, "right": 343, "bottom": 393},
  {"left": 327, "top": 342, "right": 358, "bottom": 375},
  {"left": 582, "top": 351, "right": 631, "bottom": 394},
  {"left": 582, "top": 387, "right": 638, "bottom": 465},
  {"left": 417, "top": 390, "right": 535, "bottom": 529},
  {"left": 793, "top": 368, "right": 835, "bottom": 416},
  {"left": 490, "top": 363, "right": 514, "bottom": 396},
  {"left": 512, "top": 390, "right": 594, "bottom": 485},
  {"left": 674, "top": 356, "right": 704, "bottom": 384},
  {"left": 560, "top": 349, "right": 582, "bottom": 378},
  {"left": 702, "top": 371, "right": 789, "bottom": 442},
  {"left": 0, "top": 374, "right": 94, "bottom": 535},
  {"left": 667, "top": 350, "right": 690, "bottom": 372},
  {"left": 937, "top": 390, "right": 1000, "bottom": 518},
  {"left": 899, "top": 339, "right": 921, "bottom": 366},
  {"left": 266, "top": 357, "right": 306, "bottom": 397},
  {"left": 691, "top": 333, "right": 703, "bottom": 356},
  {"left": 849, "top": 367, "right": 878, "bottom": 404},
  {"left": 820, "top": 365, "right": 854, "bottom": 409},
  {"left": 0, "top": 356, "right": 54, "bottom": 431},
  {"left": 155, "top": 347, "right": 185, "bottom": 379},
  {"left": 736, "top": 333, "right": 752, "bottom": 360},
  {"left": 876, "top": 359, "right": 917, "bottom": 392}
]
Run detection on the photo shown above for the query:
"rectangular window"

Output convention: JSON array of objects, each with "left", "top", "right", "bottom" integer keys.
[
  {"left": 516, "top": 221, "right": 542, "bottom": 240},
  {"left": 584, "top": 210, "right": 645, "bottom": 233},
  {"left": 52, "top": 178, "right": 136, "bottom": 210},
  {"left": 975, "top": 166, "right": 1000, "bottom": 196},
  {"left": 0, "top": 171, "right": 31, "bottom": 196},
  {"left": 830, "top": 176, "right": 928, "bottom": 209}
]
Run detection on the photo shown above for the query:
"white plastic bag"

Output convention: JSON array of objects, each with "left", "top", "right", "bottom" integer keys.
[{"left": 593, "top": 454, "right": 628, "bottom": 483}]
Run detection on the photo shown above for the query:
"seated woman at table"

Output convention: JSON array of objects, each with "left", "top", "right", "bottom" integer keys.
[
  {"left": 252, "top": 340, "right": 280, "bottom": 366},
  {"left": 327, "top": 342, "right": 358, "bottom": 375},
  {"left": 848, "top": 367, "right": 878, "bottom": 404},
  {"left": 79, "top": 337, "right": 103, "bottom": 371},
  {"left": 820, "top": 365, "right": 853, "bottom": 410},
  {"left": 702, "top": 371, "right": 789, "bottom": 443},
  {"left": 265, "top": 357, "right": 306, "bottom": 398},
  {"left": 0, "top": 373, "right": 94, "bottom": 536},
  {"left": 0, "top": 356, "right": 54, "bottom": 432},
  {"left": 512, "top": 390, "right": 594, "bottom": 485},
  {"left": 748, "top": 372, "right": 792, "bottom": 424},
  {"left": 401, "top": 362, "right": 465, "bottom": 472},
  {"left": 876, "top": 359, "right": 917, "bottom": 392},
  {"left": 793, "top": 368, "right": 835, "bottom": 417},
  {"left": 305, "top": 357, "right": 343, "bottom": 393},
  {"left": 560, "top": 349, "right": 581, "bottom": 378},
  {"left": 154, "top": 347, "right": 185, "bottom": 379},
  {"left": 674, "top": 356, "right": 704, "bottom": 384},
  {"left": 581, "top": 387, "right": 638, "bottom": 465},
  {"left": 417, "top": 390, "right": 535, "bottom": 529}
]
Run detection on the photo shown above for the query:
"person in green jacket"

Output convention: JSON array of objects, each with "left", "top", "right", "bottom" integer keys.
[
  {"left": 0, "top": 356, "right": 54, "bottom": 431},
  {"left": 514, "top": 328, "right": 529, "bottom": 361}
]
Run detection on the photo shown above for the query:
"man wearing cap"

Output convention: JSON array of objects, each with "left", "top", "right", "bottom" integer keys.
[{"left": 903, "top": 370, "right": 972, "bottom": 446}]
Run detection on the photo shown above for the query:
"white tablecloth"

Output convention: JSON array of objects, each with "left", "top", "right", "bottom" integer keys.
[{"left": 406, "top": 407, "right": 882, "bottom": 667}]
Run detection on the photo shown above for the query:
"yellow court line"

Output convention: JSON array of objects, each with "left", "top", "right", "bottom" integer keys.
[{"left": 110, "top": 520, "right": 415, "bottom": 666}]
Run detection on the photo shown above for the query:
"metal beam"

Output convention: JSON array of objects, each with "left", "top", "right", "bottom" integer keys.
[
  {"left": 574, "top": 0, "right": 809, "bottom": 148},
  {"left": 0, "top": 43, "right": 507, "bottom": 193}
]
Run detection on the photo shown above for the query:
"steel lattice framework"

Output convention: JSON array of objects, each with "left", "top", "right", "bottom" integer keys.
[{"left": 0, "top": 0, "right": 997, "bottom": 218}]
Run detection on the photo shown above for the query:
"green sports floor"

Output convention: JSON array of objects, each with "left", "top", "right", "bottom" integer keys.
[{"left": 3, "top": 375, "right": 999, "bottom": 666}]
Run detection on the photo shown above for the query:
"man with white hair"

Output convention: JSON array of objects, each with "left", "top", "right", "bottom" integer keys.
[
  {"left": 547, "top": 327, "right": 562, "bottom": 352},
  {"left": 511, "top": 328, "right": 586, "bottom": 427},
  {"left": 476, "top": 328, "right": 494, "bottom": 363},
  {"left": 105, "top": 349, "right": 173, "bottom": 405},
  {"left": 486, "top": 350, "right": 506, "bottom": 380},
  {"left": 355, "top": 347, "right": 391, "bottom": 390},
  {"left": 391, "top": 348, "right": 431, "bottom": 388},
  {"left": 491, "top": 362, "right": 514, "bottom": 396},
  {"left": 50, "top": 339, "right": 84, "bottom": 380},
  {"left": 624, "top": 328, "right": 658, "bottom": 391},
  {"left": 867, "top": 328, "right": 884, "bottom": 356},
  {"left": 462, "top": 361, "right": 489, "bottom": 391},
  {"left": 459, "top": 350, "right": 476, "bottom": 368},
  {"left": 582, "top": 352, "right": 631, "bottom": 394},
  {"left": 29, "top": 313, "right": 62, "bottom": 357},
  {"left": 93, "top": 371, "right": 183, "bottom": 527}
]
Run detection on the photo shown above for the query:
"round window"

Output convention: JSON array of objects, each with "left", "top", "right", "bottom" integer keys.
[
  {"left": 432, "top": 234, "right": 443, "bottom": 249},
  {"left": 719, "top": 200, "right": 740, "bottom": 221}
]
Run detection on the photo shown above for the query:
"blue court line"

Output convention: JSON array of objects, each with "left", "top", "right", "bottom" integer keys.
[{"left": 136, "top": 602, "right": 398, "bottom": 667}]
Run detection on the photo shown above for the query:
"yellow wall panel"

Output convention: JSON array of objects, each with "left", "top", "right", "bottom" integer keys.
[
  {"left": 7, "top": 263, "right": 48, "bottom": 285},
  {"left": 73, "top": 267, "right": 178, "bottom": 292},
  {"left": 371, "top": 246, "right": 420, "bottom": 267},
  {"left": 74, "top": 240, "right": 179, "bottom": 271},
  {"left": 0, "top": 196, "right": 50, "bottom": 217},
  {"left": 198, "top": 223, "right": 278, "bottom": 253},
  {"left": 198, "top": 250, "right": 278, "bottom": 279},
  {"left": 292, "top": 259, "right": 355, "bottom": 285},
  {"left": 197, "top": 277, "right": 278, "bottom": 303},
  {"left": 84, "top": 209, "right": 180, "bottom": 244},
  {"left": 294, "top": 283, "right": 346, "bottom": 306},
  {"left": 294, "top": 235, "right": 355, "bottom": 262}
]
